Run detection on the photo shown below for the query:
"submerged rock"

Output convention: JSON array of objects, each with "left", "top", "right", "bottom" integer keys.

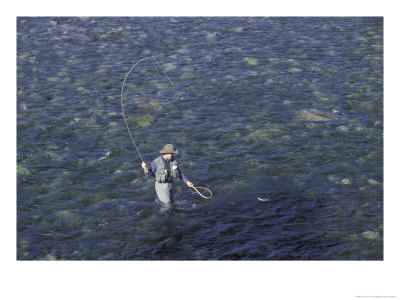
[
  {"left": 134, "top": 114, "right": 155, "bottom": 127},
  {"left": 337, "top": 125, "right": 350, "bottom": 132},
  {"left": 288, "top": 67, "right": 303, "bottom": 73},
  {"left": 162, "top": 62, "right": 177, "bottom": 72},
  {"left": 306, "top": 123, "right": 317, "bottom": 129},
  {"left": 133, "top": 97, "right": 163, "bottom": 111},
  {"left": 367, "top": 179, "right": 380, "bottom": 185},
  {"left": 45, "top": 254, "right": 58, "bottom": 261},
  {"left": 17, "top": 165, "right": 30, "bottom": 175},
  {"left": 362, "top": 231, "right": 380, "bottom": 239},
  {"left": 76, "top": 86, "right": 90, "bottom": 94},
  {"left": 246, "top": 126, "right": 286, "bottom": 142},
  {"left": 233, "top": 27, "right": 244, "bottom": 33},
  {"left": 56, "top": 210, "right": 83, "bottom": 227},
  {"left": 347, "top": 233, "right": 359, "bottom": 242},
  {"left": 328, "top": 175, "right": 339, "bottom": 183},
  {"left": 341, "top": 178, "right": 352, "bottom": 185},
  {"left": 244, "top": 57, "right": 258, "bottom": 66},
  {"left": 295, "top": 109, "right": 338, "bottom": 122}
]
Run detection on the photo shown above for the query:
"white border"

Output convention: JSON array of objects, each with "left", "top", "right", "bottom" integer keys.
[{"left": 3, "top": 1, "right": 399, "bottom": 299}]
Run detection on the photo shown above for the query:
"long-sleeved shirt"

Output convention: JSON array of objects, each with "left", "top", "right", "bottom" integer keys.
[{"left": 145, "top": 157, "right": 188, "bottom": 184}]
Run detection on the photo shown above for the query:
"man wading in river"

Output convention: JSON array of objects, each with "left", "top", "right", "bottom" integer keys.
[{"left": 141, "top": 144, "right": 194, "bottom": 209}]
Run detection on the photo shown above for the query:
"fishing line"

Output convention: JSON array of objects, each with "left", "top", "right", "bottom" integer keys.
[
  {"left": 120, "top": 55, "right": 212, "bottom": 199},
  {"left": 120, "top": 56, "right": 174, "bottom": 163},
  {"left": 192, "top": 186, "right": 213, "bottom": 199}
]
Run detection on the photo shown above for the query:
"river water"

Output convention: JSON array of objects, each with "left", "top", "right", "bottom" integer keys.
[{"left": 17, "top": 17, "right": 383, "bottom": 260}]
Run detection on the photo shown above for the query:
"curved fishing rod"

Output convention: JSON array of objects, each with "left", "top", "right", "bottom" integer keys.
[
  {"left": 120, "top": 56, "right": 175, "bottom": 163},
  {"left": 120, "top": 56, "right": 212, "bottom": 199}
]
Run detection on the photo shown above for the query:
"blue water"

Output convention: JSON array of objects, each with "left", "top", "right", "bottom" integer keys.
[{"left": 17, "top": 17, "right": 383, "bottom": 260}]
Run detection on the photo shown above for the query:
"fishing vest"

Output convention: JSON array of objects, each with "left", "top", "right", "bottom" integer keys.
[{"left": 154, "top": 156, "right": 180, "bottom": 183}]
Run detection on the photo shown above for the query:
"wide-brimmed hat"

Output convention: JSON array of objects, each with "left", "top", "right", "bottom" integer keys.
[{"left": 160, "top": 144, "right": 179, "bottom": 154}]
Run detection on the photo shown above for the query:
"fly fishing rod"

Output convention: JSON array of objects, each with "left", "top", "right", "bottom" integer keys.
[
  {"left": 120, "top": 56, "right": 212, "bottom": 199},
  {"left": 120, "top": 56, "right": 173, "bottom": 163}
]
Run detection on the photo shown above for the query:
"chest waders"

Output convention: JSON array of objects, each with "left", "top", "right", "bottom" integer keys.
[{"left": 154, "top": 156, "right": 180, "bottom": 207}]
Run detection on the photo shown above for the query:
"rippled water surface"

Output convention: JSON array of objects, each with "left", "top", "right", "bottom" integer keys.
[{"left": 17, "top": 17, "right": 383, "bottom": 260}]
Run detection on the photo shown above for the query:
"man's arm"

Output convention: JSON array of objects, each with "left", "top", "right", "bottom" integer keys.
[
  {"left": 142, "top": 161, "right": 156, "bottom": 179},
  {"left": 178, "top": 169, "right": 194, "bottom": 187}
]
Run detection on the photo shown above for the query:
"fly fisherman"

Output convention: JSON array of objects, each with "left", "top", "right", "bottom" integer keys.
[{"left": 141, "top": 144, "right": 194, "bottom": 209}]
